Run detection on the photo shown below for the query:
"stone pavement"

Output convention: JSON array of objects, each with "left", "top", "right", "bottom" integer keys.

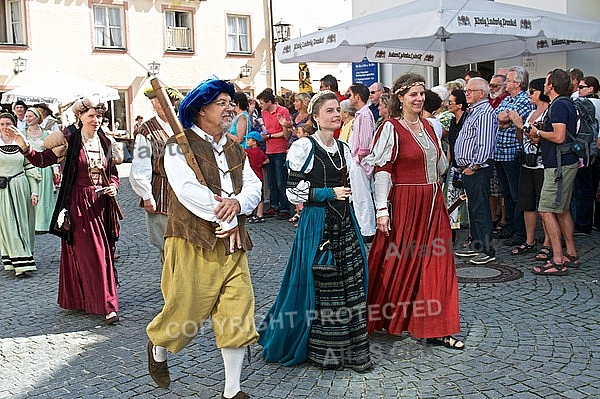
[{"left": 1, "top": 164, "right": 599, "bottom": 399}]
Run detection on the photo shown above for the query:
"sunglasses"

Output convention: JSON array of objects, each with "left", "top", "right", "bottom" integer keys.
[
  {"left": 578, "top": 85, "right": 590, "bottom": 90},
  {"left": 529, "top": 88, "right": 540, "bottom": 94},
  {"left": 370, "top": 90, "right": 381, "bottom": 94}
]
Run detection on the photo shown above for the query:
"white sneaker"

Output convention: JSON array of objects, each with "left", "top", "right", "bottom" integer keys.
[{"left": 469, "top": 254, "right": 496, "bottom": 265}]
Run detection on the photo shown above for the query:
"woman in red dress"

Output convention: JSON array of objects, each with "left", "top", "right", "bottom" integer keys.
[
  {"left": 15, "top": 99, "right": 121, "bottom": 324},
  {"left": 367, "top": 73, "right": 463, "bottom": 349}
]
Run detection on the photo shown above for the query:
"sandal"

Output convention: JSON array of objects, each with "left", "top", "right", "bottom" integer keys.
[
  {"left": 510, "top": 241, "right": 536, "bottom": 255},
  {"left": 532, "top": 259, "right": 568, "bottom": 276},
  {"left": 288, "top": 213, "right": 300, "bottom": 223},
  {"left": 535, "top": 246, "right": 552, "bottom": 261},
  {"left": 248, "top": 215, "right": 264, "bottom": 223},
  {"left": 426, "top": 336, "right": 465, "bottom": 350},
  {"left": 563, "top": 253, "right": 581, "bottom": 268}
]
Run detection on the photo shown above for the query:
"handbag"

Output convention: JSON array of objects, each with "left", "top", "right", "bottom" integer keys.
[
  {"left": 312, "top": 239, "right": 337, "bottom": 271},
  {"left": 312, "top": 214, "right": 338, "bottom": 271}
]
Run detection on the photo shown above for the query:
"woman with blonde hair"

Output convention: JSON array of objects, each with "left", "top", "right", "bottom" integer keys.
[
  {"left": 282, "top": 91, "right": 312, "bottom": 145},
  {"left": 14, "top": 98, "right": 122, "bottom": 323}
]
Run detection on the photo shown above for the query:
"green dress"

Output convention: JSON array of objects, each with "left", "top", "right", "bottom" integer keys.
[
  {"left": 0, "top": 138, "right": 39, "bottom": 274},
  {"left": 26, "top": 128, "right": 54, "bottom": 233}
]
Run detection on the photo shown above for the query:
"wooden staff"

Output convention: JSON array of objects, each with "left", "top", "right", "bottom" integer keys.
[
  {"left": 447, "top": 193, "right": 467, "bottom": 215},
  {"left": 98, "top": 167, "right": 124, "bottom": 220},
  {"left": 150, "top": 78, "right": 184, "bottom": 135}
]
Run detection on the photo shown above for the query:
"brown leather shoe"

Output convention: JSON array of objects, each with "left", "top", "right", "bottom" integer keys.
[
  {"left": 222, "top": 391, "right": 250, "bottom": 399},
  {"left": 147, "top": 340, "right": 170, "bottom": 388}
]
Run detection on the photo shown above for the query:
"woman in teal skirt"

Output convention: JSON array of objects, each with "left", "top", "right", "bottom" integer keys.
[{"left": 259, "top": 91, "right": 372, "bottom": 372}]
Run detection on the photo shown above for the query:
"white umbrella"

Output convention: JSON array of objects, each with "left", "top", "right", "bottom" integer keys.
[
  {"left": 276, "top": 0, "right": 600, "bottom": 83},
  {"left": 1, "top": 71, "right": 120, "bottom": 107}
]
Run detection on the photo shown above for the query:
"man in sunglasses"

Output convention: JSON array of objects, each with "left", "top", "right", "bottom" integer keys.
[
  {"left": 488, "top": 74, "right": 509, "bottom": 109},
  {"left": 368, "top": 82, "right": 384, "bottom": 121}
]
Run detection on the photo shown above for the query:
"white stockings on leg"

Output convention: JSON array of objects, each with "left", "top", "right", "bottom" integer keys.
[
  {"left": 221, "top": 347, "right": 245, "bottom": 398},
  {"left": 153, "top": 345, "right": 168, "bottom": 362}
]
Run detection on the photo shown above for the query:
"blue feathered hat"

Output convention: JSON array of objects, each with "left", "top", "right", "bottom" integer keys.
[{"left": 178, "top": 77, "right": 235, "bottom": 129}]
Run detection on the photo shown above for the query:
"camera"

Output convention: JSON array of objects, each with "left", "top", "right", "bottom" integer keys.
[
  {"left": 525, "top": 153, "right": 538, "bottom": 167},
  {"left": 522, "top": 125, "right": 532, "bottom": 133}
]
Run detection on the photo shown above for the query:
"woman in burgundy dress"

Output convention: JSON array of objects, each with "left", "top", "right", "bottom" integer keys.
[
  {"left": 367, "top": 73, "right": 463, "bottom": 349},
  {"left": 15, "top": 98, "right": 121, "bottom": 324}
]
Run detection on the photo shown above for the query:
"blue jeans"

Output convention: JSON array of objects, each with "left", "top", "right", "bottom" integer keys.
[
  {"left": 495, "top": 160, "right": 525, "bottom": 240},
  {"left": 462, "top": 166, "right": 495, "bottom": 257},
  {"left": 266, "top": 152, "right": 290, "bottom": 213}
]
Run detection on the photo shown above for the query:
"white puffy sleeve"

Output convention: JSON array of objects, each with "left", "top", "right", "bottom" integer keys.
[
  {"left": 286, "top": 137, "right": 314, "bottom": 205},
  {"left": 366, "top": 121, "right": 397, "bottom": 167}
]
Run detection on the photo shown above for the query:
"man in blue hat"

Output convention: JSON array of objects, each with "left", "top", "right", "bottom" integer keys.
[{"left": 145, "top": 78, "right": 262, "bottom": 399}]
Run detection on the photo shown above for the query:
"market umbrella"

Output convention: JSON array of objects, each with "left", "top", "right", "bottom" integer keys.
[
  {"left": 276, "top": 0, "right": 600, "bottom": 83},
  {"left": 1, "top": 71, "right": 120, "bottom": 107}
]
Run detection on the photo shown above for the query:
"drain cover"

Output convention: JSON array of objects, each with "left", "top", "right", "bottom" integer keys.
[{"left": 456, "top": 263, "right": 523, "bottom": 283}]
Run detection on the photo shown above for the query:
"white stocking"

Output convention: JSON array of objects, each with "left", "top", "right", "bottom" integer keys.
[
  {"left": 221, "top": 347, "right": 245, "bottom": 398},
  {"left": 152, "top": 345, "right": 167, "bottom": 362}
]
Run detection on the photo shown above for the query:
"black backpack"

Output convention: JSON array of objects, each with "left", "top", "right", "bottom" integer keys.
[
  {"left": 565, "top": 97, "right": 599, "bottom": 167},
  {"left": 549, "top": 97, "right": 599, "bottom": 205}
]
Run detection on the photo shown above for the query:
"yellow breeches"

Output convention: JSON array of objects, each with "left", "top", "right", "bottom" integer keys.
[{"left": 146, "top": 237, "right": 258, "bottom": 353}]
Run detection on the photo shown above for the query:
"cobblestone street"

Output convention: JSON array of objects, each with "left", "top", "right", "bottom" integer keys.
[{"left": 1, "top": 165, "right": 599, "bottom": 399}]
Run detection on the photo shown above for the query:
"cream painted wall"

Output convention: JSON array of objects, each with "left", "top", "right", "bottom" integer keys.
[{"left": 0, "top": 0, "right": 352, "bottom": 128}]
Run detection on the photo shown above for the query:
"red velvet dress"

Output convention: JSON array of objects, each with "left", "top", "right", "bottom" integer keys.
[
  {"left": 58, "top": 148, "right": 119, "bottom": 315},
  {"left": 367, "top": 118, "right": 460, "bottom": 339}
]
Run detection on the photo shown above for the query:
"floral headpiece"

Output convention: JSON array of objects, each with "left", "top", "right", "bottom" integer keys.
[{"left": 394, "top": 81, "right": 426, "bottom": 95}]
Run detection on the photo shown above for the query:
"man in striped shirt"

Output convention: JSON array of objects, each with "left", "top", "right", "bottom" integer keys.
[{"left": 454, "top": 77, "right": 499, "bottom": 265}]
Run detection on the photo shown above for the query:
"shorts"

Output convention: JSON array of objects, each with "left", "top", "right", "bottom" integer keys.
[
  {"left": 538, "top": 163, "right": 578, "bottom": 213},
  {"left": 518, "top": 167, "right": 544, "bottom": 212}
]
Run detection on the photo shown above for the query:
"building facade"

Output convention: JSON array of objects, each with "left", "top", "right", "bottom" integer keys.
[{"left": 0, "top": 0, "right": 354, "bottom": 132}]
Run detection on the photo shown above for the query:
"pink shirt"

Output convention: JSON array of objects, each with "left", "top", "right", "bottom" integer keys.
[
  {"left": 350, "top": 104, "right": 375, "bottom": 175},
  {"left": 262, "top": 104, "right": 291, "bottom": 154}
]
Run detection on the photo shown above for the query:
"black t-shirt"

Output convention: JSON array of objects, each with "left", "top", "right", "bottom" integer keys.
[{"left": 539, "top": 96, "right": 578, "bottom": 168}]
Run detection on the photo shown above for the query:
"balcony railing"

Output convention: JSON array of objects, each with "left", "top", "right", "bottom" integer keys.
[{"left": 166, "top": 26, "right": 191, "bottom": 50}]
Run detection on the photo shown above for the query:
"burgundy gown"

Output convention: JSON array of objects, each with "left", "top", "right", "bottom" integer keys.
[
  {"left": 26, "top": 131, "right": 119, "bottom": 316},
  {"left": 57, "top": 147, "right": 119, "bottom": 314},
  {"left": 367, "top": 118, "right": 460, "bottom": 339}
]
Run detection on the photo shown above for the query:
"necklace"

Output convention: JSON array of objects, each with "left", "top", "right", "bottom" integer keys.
[
  {"left": 27, "top": 126, "right": 42, "bottom": 138},
  {"left": 401, "top": 118, "right": 425, "bottom": 137},
  {"left": 316, "top": 132, "right": 343, "bottom": 171},
  {"left": 409, "top": 128, "right": 432, "bottom": 150},
  {"left": 402, "top": 114, "right": 420, "bottom": 125}
]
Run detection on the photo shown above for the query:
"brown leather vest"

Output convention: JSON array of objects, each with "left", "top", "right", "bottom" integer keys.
[
  {"left": 137, "top": 117, "right": 171, "bottom": 214},
  {"left": 162, "top": 129, "right": 252, "bottom": 250}
]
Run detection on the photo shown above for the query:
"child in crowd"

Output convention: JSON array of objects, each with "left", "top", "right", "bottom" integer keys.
[
  {"left": 288, "top": 123, "right": 314, "bottom": 224},
  {"left": 244, "top": 131, "right": 269, "bottom": 223}
]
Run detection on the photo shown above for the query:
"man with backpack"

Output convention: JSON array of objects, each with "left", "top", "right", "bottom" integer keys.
[
  {"left": 528, "top": 69, "right": 581, "bottom": 276},
  {"left": 572, "top": 75, "right": 600, "bottom": 235}
]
